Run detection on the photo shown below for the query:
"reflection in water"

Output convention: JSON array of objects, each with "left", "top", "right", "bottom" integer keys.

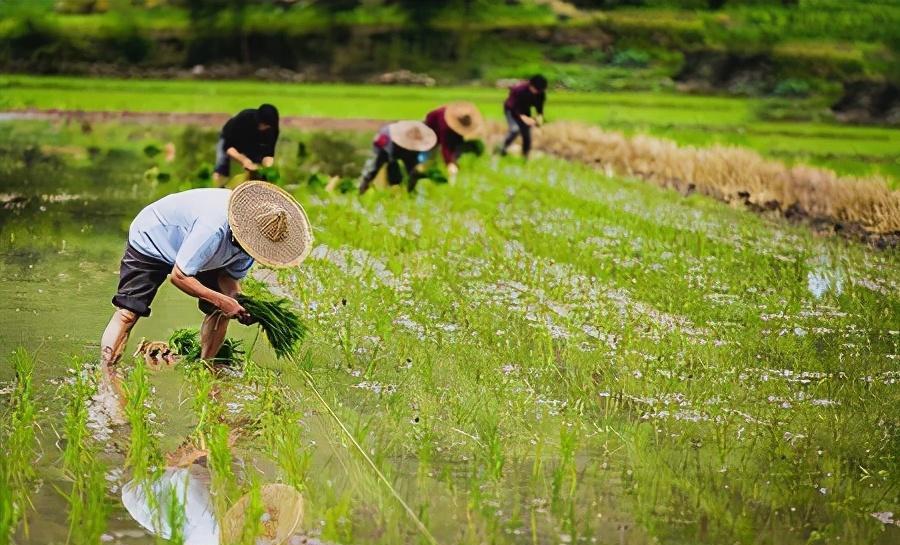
[
  {"left": 122, "top": 465, "right": 219, "bottom": 545},
  {"left": 122, "top": 463, "right": 309, "bottom": 545}
]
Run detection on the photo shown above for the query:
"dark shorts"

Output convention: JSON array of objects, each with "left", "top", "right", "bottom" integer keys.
[{"left": 112, "top": 244, "right": 224, "bottom": 317}]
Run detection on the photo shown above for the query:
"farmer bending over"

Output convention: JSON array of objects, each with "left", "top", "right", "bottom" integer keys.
[
  {"left": 423, "top": 102, "right": 484, "bottom": 183},
  {"left": 358, "top": 121, "right": 437, "bottom": 194},
  {"left": 98, "top": 181, "right": 312, "bottom": 421},
  {"left": 499, "top": 75, "right": 548, "bottom": 159},
  {"left": 213, "top": 104, "right": 280, "bottom": 187}
]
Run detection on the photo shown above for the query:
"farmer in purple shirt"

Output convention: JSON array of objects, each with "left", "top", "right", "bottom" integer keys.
[
  {"left": 499, "top": 75, "right": 548, "bottom": 159},
  {"left": 97, "top": 182, "right": 312, "bottom": 423}
]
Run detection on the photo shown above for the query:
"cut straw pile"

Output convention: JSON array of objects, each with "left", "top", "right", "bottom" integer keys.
[
  {"left": 489, "top": 121, "right": 900, "bottom": 238},
  {"left": 237, "top": 293, "right": 307, "bottom": 359}
]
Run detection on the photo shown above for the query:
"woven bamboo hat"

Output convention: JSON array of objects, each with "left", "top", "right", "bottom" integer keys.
[
  {"left": 229, "top": 181, "right": 313, "bottom": 268},
  {"left": 220, "top": 484, "right": 304, "bottom": 545},
  {"left": 388, "top": 121, "right": 437, "bottom": 152},
  {"left": 444, "top": 101, "right": 484, "bottom": 140}
]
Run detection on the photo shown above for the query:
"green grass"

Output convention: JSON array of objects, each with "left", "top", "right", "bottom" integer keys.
[
  {"left": 0, "top": 110, "right": 898, "bottom": 544},
  {"left": 2, "top": 75, "right": 898, "bottom": 185}
]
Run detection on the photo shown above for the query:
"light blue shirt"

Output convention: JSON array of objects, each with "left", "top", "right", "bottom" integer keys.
[{"left": 128, "top": 188, "right": 254, "bottom": 278}]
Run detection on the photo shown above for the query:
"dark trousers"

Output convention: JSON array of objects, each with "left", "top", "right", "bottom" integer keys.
[
  {"left": 358, "top": 146, "right": 423, "bottom": 194},
  {"left": 501, "top": 107, "right": 532, "bottom": 157}
]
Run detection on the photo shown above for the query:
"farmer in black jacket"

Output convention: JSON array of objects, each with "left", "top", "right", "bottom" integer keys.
[
  {"left": 213, "top": 104, "right": 279, "bottom": 187},
  {"left": 499, "top": 75, "right": 547, "bottom": 159}
]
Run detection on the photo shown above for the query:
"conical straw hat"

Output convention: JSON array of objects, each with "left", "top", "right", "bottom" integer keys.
[
  {"left": 220, "top": 484, "right": 304, "bottom": 545},
  {"left": 388, "top": 121, "right": 437, "bottom": 152},
  {"left": 444, "top": 101, "right": 484, "bottom": 140},
  {"left": 229, "top": 181, "right": 313, "bottom": 268}
]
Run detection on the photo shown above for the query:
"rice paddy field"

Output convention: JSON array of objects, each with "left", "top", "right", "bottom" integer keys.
[
  {"left": 2, "top": 75, "right": 899, "bottom": 186},
  {"left": 1, "top": 89, "right": 899, "bottom": 545}
]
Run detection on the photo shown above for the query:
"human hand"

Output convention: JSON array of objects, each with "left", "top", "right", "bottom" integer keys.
[
  {"left": 262, "top": 156, "right": 275, "bottom": 167},
  {"left": 218, "top": 295, "right": 250, "bottom": 321},
  {"left": 237, "top": 312, "right": 258, "bottom": 326},
  {"left": 242, "top": 160, "right": 259, "bottom": 171}
]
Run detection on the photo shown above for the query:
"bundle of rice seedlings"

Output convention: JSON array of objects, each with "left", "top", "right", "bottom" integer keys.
[
  {"left": 169, "top": 328, "right": 201, "bottom": 361},
  {"left": 168, "top": 328, "right": 245, "bottom": 365},
  {"left": 421, "top": 165, "right": 448, "bottom": 184},
  {"left": 236, "top": 293, "right": 307, "bottom": 360}
]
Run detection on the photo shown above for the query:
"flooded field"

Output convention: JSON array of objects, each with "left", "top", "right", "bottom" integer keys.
[{"left": 1, "top": 120, "right": 899, "bottom": 544}]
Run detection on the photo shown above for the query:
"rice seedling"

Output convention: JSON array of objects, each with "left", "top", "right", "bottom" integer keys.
[
  {"left": 235, "top": 471, "right": 264, "bottom": 545},
  {"left": 162, "top": 478, "right": 188, "bottom": 545},
  {"left": 0, "top": 348, "right": 38, "bottom": 545},
  {"left": 121, "top": 357, "right": 164, "bottom": 479},
  {"left": 255, "top": 380, "right": 312, "bottom": 491},
  {"left": 205, "top": 422, "right": 240, "bottom": 521},
  {"left": 61, "top": 363, "right": 109, "bottom": 545},
  {"left": 181, "top": 361, "right": 239, "bottom": 522},
  {"left": 120, "top": 355, "right": 176, "bottom": 540}
]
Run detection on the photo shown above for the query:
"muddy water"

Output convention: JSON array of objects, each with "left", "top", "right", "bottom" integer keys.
[
  {"left": 0, "top": 123, "right": 657, "bottom": 544},
  {"left": 0, "top": 198, "right": 264, "bottom": 378},
  {"left": 0, "top": 187, "right": 271, "bottom": 545}
]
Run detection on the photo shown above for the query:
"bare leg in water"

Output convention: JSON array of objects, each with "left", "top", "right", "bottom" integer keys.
[
  {"left": 98, "top": 307, "right": 140, "bottom": 424},
  {"left": 200, "top": 310, "right": 229, "bottom": 362}
]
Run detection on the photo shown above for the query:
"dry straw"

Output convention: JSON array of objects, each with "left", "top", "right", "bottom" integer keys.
[{"left": 494, "top": 121, "right": 900, "bottom": 236}]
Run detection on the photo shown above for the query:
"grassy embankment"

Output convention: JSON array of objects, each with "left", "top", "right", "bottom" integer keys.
[
  {"left": 0, "top": 118, "right": 898, "bottom": 544},
  {"left": 1, "top": 0, "right": 897, "bottom": 98},
  {"left": 2, "top": 75, "right": 899, "bottom": 186}
]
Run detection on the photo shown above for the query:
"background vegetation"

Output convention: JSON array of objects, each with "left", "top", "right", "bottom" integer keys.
[{"left": 1, "top": 0, "right": 898, "bottom": 122}]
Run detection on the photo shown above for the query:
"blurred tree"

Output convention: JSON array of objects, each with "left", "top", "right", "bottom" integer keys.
[
  {"left": 184, "top": 0, "right": 251, "bottom": 62},
  {"left": 388, "top": 0, "right": 445, "bottom": 25},
  {"left": 55, "top": 0, "right": 110, "bottom": 13},
  {"left": 310, "top": 0, "right": 362, "bottom": 11},
  {"left": 566, "top": 0, "right": 644, "bottom": 7}
]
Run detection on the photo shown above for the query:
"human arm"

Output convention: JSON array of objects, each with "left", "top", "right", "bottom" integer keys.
[
  {"left": 172, "top": 227, "right": 249, "bottom": 320},
  {"left": 447, "top": 162, "right": 459, "bottom": 184},
  {"left": 519, "top": 114, "right": 537, "bottom": 127},
  {"left": 217, "top": 271, "right": 257, "bottom": 325},
  {"left": 170, "top": 265, "right": 249, "bottom": 320},
  {"left": 226, "top": 146, "right": 258, "bottom": 171}
]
